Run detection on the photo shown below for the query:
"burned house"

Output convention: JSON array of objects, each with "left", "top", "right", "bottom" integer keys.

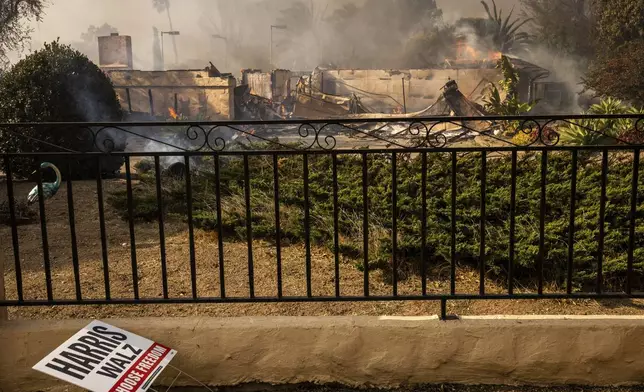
[
  {"left": 96, "top": 33, "right": 570, "bottom": 122},
  {"left": 97, "top": 35, "right": 236, "bottom": 120}
]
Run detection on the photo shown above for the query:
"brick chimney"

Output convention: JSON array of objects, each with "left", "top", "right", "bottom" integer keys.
[{"left": 98, "top": 33, "right": 133, "bottom": 70}]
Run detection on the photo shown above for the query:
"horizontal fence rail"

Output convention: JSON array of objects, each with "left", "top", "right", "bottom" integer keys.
[{"left": 1, "top": 116, "right": 644, "bottom": 319}]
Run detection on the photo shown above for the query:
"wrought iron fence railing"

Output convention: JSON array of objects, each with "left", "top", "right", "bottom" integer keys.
[{"left": 1, "top": 115, "right": 644, "bottom": 319}]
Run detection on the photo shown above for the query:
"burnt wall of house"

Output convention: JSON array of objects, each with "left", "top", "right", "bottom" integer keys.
[
  {"left": 243, "top": 71, "right": 273, "bottom": 100},
  {"left": 106, "top": 70, "right": 236, "bottom": 120},
  {"left": 242, "top": 69, "right": 292, "bottom": 102},
  {"left": 320, "top": 68, "right": 504, "bottom": 113}
]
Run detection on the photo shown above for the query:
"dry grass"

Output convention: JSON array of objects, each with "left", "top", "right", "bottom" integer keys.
[{"left": 2, "top": 178, "right": 644, "bottom": 320}]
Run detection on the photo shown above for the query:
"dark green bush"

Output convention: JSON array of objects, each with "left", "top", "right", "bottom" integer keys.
[
  {"left": 107, "top": 144, "right": 644, "bottom": 291},
  {"left": 0, "top": 40, "right": 124, "bottom": 179}
]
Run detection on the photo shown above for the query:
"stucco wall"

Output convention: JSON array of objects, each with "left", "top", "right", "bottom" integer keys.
[
  {"left": 243, "top": 71, "right": 273, "bottom": 100},
  {"left": 242, "top": 70, "right": 292, "bottom": 102},
  {"left": 320, "top": 68, "right": 502, "bottom": 113},
  {"left": 106, "top": 70, "right": 236, "bottom": 120},
  {"left": 2, "top": 316, "right": 644, "bottom": 391}
]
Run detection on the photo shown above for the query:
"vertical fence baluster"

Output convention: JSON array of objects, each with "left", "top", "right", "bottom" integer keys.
[
  {"left": 628, "top": 149, "right": 640, "bottom": 295},
  {"left": 450, "top": 152, "right": 457, "bottom": 295},
  {"left": 214, "top": 154, "right": 226, "bottom": 298},
  {"left": 273, "top": 154, "right": 283, "bottom": 298},
  {"left": 303, "top": 154, "right": 312, "bottom": 297},
  {"left": 36, "top": 162, "right": 53, "bottom": 301},
  {"left": 4, "top": 156, "right": 23, "bottom": 301},
  {"left": 96, "top": 158, "right": 110, "bottom": 300},
  {"left": 66, "top": 161, "right": 82, "bottom": 301},
  {"left": 185, "top": 156, "right": 197, "bottom": 299},
  {"left": 421, "top": 152, "right": 428, "bottom": 296},
  {"left": 597, "top": 149, "right": 608, "bottom": 294},
  {"left": 125, "top": 157, "right": 139, "bottom": 299},
  {"left": 244, "top": 155, "right": 254, "bottom": 298},
  {"left": 509, "top": 151, "right": 517, "bottom": 295},
  {"left": 362, "top": 153, "right": 369, "bottom": 297},
  {"left": 567, "top": 150, "right": 578, "bottom": 294},
  {"left": 538, "top": 150, "right": 547, "bottom": 295},
  {"left": 391, "top": 152, "right": 398, "bottom": 296},
  {"left": 332, "top": 153, "right": 340, "bottom": 297},
  {"left": 154, "top": 157, "right": 168, "bottom": 299},
  {"left": 480, "top": 151, "right": 486, "bottom": 295}
]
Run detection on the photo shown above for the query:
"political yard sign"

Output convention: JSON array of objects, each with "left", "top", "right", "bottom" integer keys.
[{"left": 33, "top": 320, "right": 177, "bottom": 392}]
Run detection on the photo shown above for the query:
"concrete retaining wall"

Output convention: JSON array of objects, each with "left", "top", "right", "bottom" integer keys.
[{"left": 2, "top": 316, "right": 644, "bottom": 391}]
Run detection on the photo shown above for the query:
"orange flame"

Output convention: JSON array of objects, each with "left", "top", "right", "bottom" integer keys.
[
  {"left": 456, "top": 39, "right": 502, "bottom": 61},
  {"left": 168, "top": 107, "right": 178, "bottom": 120}
]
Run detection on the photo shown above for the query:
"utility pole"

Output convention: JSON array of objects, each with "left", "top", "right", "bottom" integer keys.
[
  {"left": 270, "top": 25, "right": 287, "bottom": 69},
  {"left": 160, "top": 30, "right": 180, "bottom": 70}
]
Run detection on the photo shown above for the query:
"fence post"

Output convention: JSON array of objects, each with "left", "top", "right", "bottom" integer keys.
[{"left": 0, "top": 252, "right": 7, "bottom": 321}]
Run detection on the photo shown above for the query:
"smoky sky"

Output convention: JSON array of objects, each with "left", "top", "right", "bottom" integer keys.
[{"left": 20, "top": 0, "right": 521, "bottom": 70}]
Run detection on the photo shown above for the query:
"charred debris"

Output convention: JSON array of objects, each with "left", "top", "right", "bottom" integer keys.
[{"left": 226, "top": 52, "right": 569, "bottom": 145}]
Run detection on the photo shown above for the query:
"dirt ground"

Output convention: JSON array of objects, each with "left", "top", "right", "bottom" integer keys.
[{"left": 2, "top": 178, "right": 644, "bottom": 320}]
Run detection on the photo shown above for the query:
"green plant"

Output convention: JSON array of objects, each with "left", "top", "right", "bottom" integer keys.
[
  {"left": 483, "top": 56, "right": 537, "bottom": 136},
  {"left": 0, "top": 40, "right": 124, "bottom": 178},
  {"left": 107, "top": 143, "right": 644, "bottom": 292},
  {"left": 558, "top": 97, "right": 644, "bottom": 145},
  {"left": 485, "top": 56, "right": 536, "bottom": 115}
]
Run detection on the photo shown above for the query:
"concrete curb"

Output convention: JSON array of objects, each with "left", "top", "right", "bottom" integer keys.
[{"left": 2, "top": 316, "right": 644, "bottom": 391}]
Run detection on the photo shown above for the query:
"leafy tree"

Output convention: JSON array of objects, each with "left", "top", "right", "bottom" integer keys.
[
  {"left": 592, "top": 0, "right": 644, "bottom": 50},
  {"left": 584, "top": 39, "right": 644, "bottom": 106},
  {"left": 0, "top": 0, "right": 45, "bottom": 67},
  {"left": 582, "top": 0, "right": 644, "bottom": 105},
  {"left": 0, "top": 41, "right": 124, "bottom": 178},
  {"left": 520, "top": 0, "right": 595, "bottom": 61}
]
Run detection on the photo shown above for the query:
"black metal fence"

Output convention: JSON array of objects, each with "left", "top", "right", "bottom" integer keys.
[{"left": 1, "top": 115, "right": 644, "bottom": 319}]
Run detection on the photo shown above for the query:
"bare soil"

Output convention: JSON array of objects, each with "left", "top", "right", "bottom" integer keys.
[{"left": 2, "top": 179, "right": 644, "bottom": 320}]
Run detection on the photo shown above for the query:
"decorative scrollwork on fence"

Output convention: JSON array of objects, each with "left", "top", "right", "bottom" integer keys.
[{"left": 6, "top": 115, "right": 644, "bottom": 155}]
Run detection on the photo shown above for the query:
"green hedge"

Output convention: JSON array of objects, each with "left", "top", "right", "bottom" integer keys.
[
  {"left": 111, "top": 149, "right": 644, "bottom": 291},
  {"left": 0, "top": 41, "right": 124, "bottom": 179}
]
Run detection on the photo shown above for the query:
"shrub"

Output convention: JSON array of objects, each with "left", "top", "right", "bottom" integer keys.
[
  {"left": 107, "top": 143, "right": 644, "bottom": 292},
  {"left": 0, "top": 40, "right": 124, "bottom": 179},
  {"left": 558, "top": 97, "right": 644, "bottom": 145}
]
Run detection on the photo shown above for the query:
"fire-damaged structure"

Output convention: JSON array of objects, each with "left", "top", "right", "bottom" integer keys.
[
  {"left": 232, "top": 53, "right": 571, "bottom": 122},
  {"left": 95, "top": 33, "right": 571, "bottom": 124}
]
